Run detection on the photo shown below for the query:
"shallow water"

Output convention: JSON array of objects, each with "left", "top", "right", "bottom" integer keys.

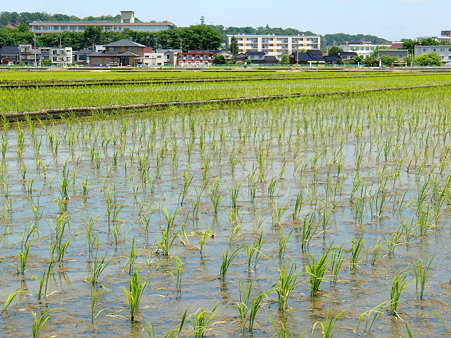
[{"left": 1, "top": 89, "right": 451, "bottom": 337}]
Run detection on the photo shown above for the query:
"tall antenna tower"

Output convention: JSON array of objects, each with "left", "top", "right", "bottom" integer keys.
[{"left": 200, "top": 15, "right": 205, "bottom": 24}]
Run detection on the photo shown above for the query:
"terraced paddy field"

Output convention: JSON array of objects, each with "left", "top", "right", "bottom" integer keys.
[{"left": 1, "top": 70, "right": 451, "bottom": 337}]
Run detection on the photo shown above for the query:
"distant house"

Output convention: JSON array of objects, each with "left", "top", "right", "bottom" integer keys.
[
  {"left": 134, "top": 47, "right": 165, "bottom": 67},
  {"left": 88, "top": 39, "right": 145, "bottom": 66},
  {"left": 213, "top": 50, "right": 233, "bottom": 60},
  {"left": 290, "top": 49, "right": 325, "bottom": 65},
  {"left": 337, "top": 52, "right": 358, "bottom": 62},
  {"left": 177, "top": 50, "right": 213, "bottom": 67},
  {"left": 246, "top": 51, "right": 266, "bottom": 63},
  {"left": 377, "top": 49, "right": 408, "bottom": 60},
  {"left": 73, "top": 48, "right": 94, "bottom": 64},
  {"left": 0, "top": 46, "right": 19, "bottom": 65},
  {"left": 324, "top": 55, "right": 341, "bottom": 64},
  {"left": 156, "top": 49, "right": 182, "bottom": 66}
]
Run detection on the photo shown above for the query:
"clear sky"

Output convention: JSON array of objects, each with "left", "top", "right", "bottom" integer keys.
[{"left": 2, "top": 0, "right": 450, "bottom": 42}]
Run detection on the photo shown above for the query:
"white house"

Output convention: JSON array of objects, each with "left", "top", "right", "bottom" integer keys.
[{"left": 339, "top": 41, "right": 391, "bottom": 58}]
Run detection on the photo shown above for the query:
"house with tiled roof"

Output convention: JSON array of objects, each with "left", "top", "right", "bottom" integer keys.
[
  {"left": 290, "top": 49, "right": 325, "bottom": 65},
  {"left": 88, "top": 39, "right": 145, "bottom": 66},
  {"left": 0, "top": 46, "right": 19, "bottom": 65},
  {"left": 338, "top": 52, "right": 358, "bottom": 62}
]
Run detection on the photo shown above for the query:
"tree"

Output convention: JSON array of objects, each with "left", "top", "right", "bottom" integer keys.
[
  {"left": 402, "top": 39, "right": 417, "bottom": 54},
  {"left": 83, "top": 26, "right": 102, "bottom": 48},
  {"left": 414, "top": 52, "right": 442, "bottom": 66},
  {"left": 380, "top": 55, "right": 398, "bottom": 67},
  {"left": 327, "top": 46, "right": 343, "bottom": 56},
  {"left": 181, "top": 25, "right": 223, "bottom": 50},
  {"left": 229, "top": 36, "right": 239, "bottom": 55},
  {"left": 362, "top": 55, "right": 378, "bottom": 67},
  {"left": 280, "top": 54, "right": 290, "bottom": 64},
  {"left": 353, "top": 55, "right": 364, "bottom": 64},
  {"left": 213, "top": 54, "right": 226, "bottom": 64}
]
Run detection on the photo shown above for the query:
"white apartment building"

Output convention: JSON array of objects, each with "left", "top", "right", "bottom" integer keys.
[
  {"left": 339, "top": 42, "right": 391, "bottom": 58},
  {"left": 41, "top": 47, "right": 73, "bottom": 65},
  {"left": 414, "top": 45, "right": 451, "bottom": 63},
  {"left": 135, "top": 52, "right": 165, "bottom": 67},
  {"left": 226, "top": 34, "right": 321, "bottom": 56},
  {"left": 30, "top": 11, "right": 174, "bottom": 35}
]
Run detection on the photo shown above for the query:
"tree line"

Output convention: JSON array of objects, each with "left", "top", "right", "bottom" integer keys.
[{"left": 0, "top": 24, "right": 223, "bottom": 51}]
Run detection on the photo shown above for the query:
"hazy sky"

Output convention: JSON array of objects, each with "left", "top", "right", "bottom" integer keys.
[{"left": 3, "top": 0, "right": 450, "bottom": 41}]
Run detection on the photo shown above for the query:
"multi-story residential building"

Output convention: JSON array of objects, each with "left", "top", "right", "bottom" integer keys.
[
  {"left": 18, "top": 44, "right": 41, "bottom": 65},
  {"left": 40, "top": 47, "right": 72, "bottom": 65},
  {"left": 134, "top": 47, "right": 165, "bottom": 67},
  {"left": 177, "top": 50, "right": 213, "bottom": 67},
  {"left": 339, "top": 41, "right": 391, "bottom": 58},
  {"left": 226, "top": 34, "right": 321, "bottom": 57},
  {"left": 30, "top": 11, "right": 174, "bottom": 35},
  {"left": 156, "top": 49, "right": 182, "bottom": 66},
  {"left": 414, "top": 45, "right": 451, "bottom": 63}
]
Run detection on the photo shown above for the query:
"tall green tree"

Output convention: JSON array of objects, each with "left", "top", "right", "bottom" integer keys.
[
  {"left": 327, "top": 46, "right": 343, "bottom": 56},
  {"left": 229, "top": 36, "right": 239, "bottom": 55},
  {"left": 83, "top": 26, "right": 102, "bottom": 48}
]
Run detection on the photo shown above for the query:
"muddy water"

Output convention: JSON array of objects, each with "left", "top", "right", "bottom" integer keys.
[{"left": 1, "top": 90, "right": 451, "bottom": 337}]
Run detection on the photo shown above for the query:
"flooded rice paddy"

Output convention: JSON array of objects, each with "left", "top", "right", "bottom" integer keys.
[{"left": 1, "top": 85, "right": 451, "bottom": 337}]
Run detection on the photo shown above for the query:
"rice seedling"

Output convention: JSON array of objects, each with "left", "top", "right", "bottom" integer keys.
[
  {"left": 157, "top": 208, "right": 180, "bottom": 256},
  {"left": 390, "top": 271, "right": 411, "bottom": 317},
  {"left": 87, "top": 244, "right": 114, "bottom": 287},
  {"left": 199, "top": 229, "right": 211, "bottom": 254},
  {"left": 219, "top": 246, "right": 244, "bottom": 282},
  {"left": 306, "top": 246, "right": 332, "bottom": 297},
  {"left": 300, "top": 213, "right": 319, "bottom": 250},
  {"left": 278, "top": 228, "right": 293, "bottom": 259},
  {"left": 90, "top": 286, "right": 111, "bottom": 324},
  {"left": 370, "top": 238, "right": 384, "bottom": 266},
  {"left": 31, "top": 310, "right": 51, "bottom": 338},
  {"left": 123, "top": 269, "right": 147, "bottom": 322},
  {"left": 189, "top": 303, "right": 219, "bottom": 338},
  {"left": 246, "top": 231, "right": 264, "bottom": 271},
  {"left": 311, "top": 308, "right": 347, "bottom": 338},
  {"left": 357, "top": 301, "right": 389, "bottom": 334},
  {"left": 414, "top": 256, "right": 434, "bottom": 300},
  {"left": 175, "top": 256, "right": 184, "bottom": 296},
  {"left": 349, "top": 235, "right": 365, "bottom": 272},
  {"left": 272, "top": 201, "right": 289, "bottom": 227},
  {"left": 125, "top": 237, "right": 140, "bottom": 275},
  {"left": 273, "top": 260, "right": 300, "bottom": 311},
  {"left": 329, "top": 245, "right": 344, "bottom": 285},
  {"left": 292, "top": 189, "right": 304, "bottom": 220},
  {"left": 384, "top": 231, "right": 402, "bottom": 257},
  {"left": 2, "top": 288, "right": 23, "bottom": 313}
]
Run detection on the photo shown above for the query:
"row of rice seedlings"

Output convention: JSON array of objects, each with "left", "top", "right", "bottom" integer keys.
[
  {"left": 1, "top": 83, "right": 451, "bottom": 335},
  {"left": 2, "top": 72, "right": 451, "bottom": 112}
]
